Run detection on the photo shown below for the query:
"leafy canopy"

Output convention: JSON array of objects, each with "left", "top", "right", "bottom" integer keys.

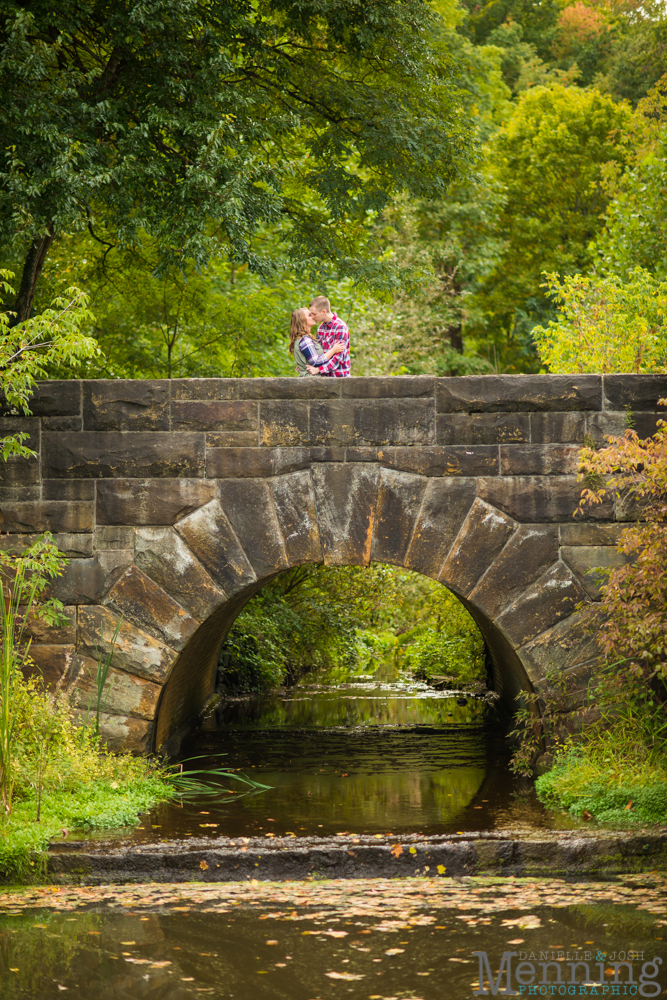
[
  {"left": 532, "top": 268, "right": 667, "bottom": 374},
  {"left": 0, "top": 0, "right": 474, "bottom": 312}
]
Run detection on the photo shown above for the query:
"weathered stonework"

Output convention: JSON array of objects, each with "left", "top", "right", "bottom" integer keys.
[{"left": 3, "top": 374, "right": 665, "bottom": 754}]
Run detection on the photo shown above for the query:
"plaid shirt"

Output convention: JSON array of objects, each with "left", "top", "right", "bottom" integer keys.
[
  {"left": 314, "top": 313, "right": 350, "bottom": 377},
  {"left": 297, "top": 336, "right": 333, "bottom": 369}
]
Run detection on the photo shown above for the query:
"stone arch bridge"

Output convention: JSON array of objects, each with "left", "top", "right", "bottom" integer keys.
[{"left": 3, "top": 373, "right": 665, "bottom": 754}]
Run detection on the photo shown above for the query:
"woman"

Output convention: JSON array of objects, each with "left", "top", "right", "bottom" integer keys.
[{"left": 289, "top": 307, "right": 345, "bottom": 376}]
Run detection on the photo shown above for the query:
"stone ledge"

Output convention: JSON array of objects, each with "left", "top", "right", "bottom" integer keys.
[{"left": 41, "top": 829, "right": 667, "bottom": 885}]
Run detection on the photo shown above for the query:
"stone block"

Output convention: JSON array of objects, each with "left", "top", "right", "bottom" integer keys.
[
  {"left": 345, "top": 447, "right": 380, "bottom": 463},
  {"left": 94, "top": 526, "right": 135, "bottom": 550},
  {"left": 27, "top": 381, "right": 81, "bottom": 417},
  {"left": 404, "top": 478, "right": 476, "bottom": 579},
  {"left": 0, "top": 501, "right": 93, "bottom": 534},
  {"left": 96, "top": 479, "right": 216, "bottom": 525},
  {"left": 206, "top": 447, "right": 310, "bottom": 479},
  {"left": 381, "top": 446, "right": 498, "bottom": 478},
  {"left": 584, "top": 411, "right": 628, "bottom": 446},
  {"left": 561, "top": 544, "right": 627, "bottom": 599},
  {"left": 171, "top": 399, "right": 258, "bottom": 432},
  {"left": 310, "top": 398, "right": 435, "bottom": 447},
  {"left": 340, "top": 375, "right": 434, "bottom": 398},
  {"left": 22, "top": 605, "right": 77, "bottom": 645},
  {"left": 134, "top": 526, "right": 225, "bottom": 620},
  {"left": 218, "top": 479, "right": 288, "bottom": 579},
  {"left": 205, "top": 431, "right": 258, "bottom": 448},
  {"left": 437, "top": 412, "right": 530, "bottom": 445},
  {"left": 496, "top": 561, "right": 589, "bottom": 648},
  {"left": 439, "top": 498, "right": 517, "bottom": 597},
  {"left": 71, "top": 709, "right": 152, "bottom": 753},
  {"left": 83, "top": 380, "right": 169, "bottom": 431},
  {"left": 311, "top": 463, "right": 380, "bottom": 566},
  {"left": 269, "top": 470, "right": 323, "bottom": 565},
  {"left": 170, "top": 378, "right": 241, "bottom": 400},
  {"left": 42, "top": 480, "right": 95, "bottom": 501},
  {"left": 24, "top": 644, "right": 74, "bottom": 689},
  {"left": 0, "top": 458, "right": 41, "bottom": 489},
  {"left": 559, "top": 522, "right": 624, "bottom": 546},
  {"left": 500, "top": 445, "right": 579, "bottom": 476},
  {"left": 175, "top": 499, "right": 256, "bottom": 594},
  {"left": 518, "top": 605, "right": 605, "bottom": 684},
  {"left": 239, "top": 377, "right": 341, "bottom": 399},
  {"left": 631, "top": 411, "right": 667, "bottom": 438},
  {"left": 259, "top": 400, "right": 310, "bottom": 446},
  {"left": 0, "top": 532, "right": 93, "bottom": 557},
  {"left": 41, "top": 415, "right": 82, "bottom": 432},
  {"left": 310, "top": 446, "right": 345, "bottom": 463},
  {"left": 469, "top": 525, "right": 559, "bottom": 621},
  {"left": 67, "top": 653, "right": 162, "bottom": 720},
  {"left": 478, "top": 476, "right": 614, "bottom": 523},
  {"left": 604, "top": 374, "right": 667, "bottom": 410},
  {"left": 0, "top": 485, "right": 41, "bottom": 502},
  {"left": 530, "top": 411, "right": 585, "bottom": 444},
  {"left": 370, "top": 469, "right": 427, "bottom": 565},
  {"left": 436, "top": 375, "right": 602, "bottom": 413},
  {"left": 42, "top": 432, "right": 205, "bottom": 479},
  {"left": 106, "top": 566, "right": 200, "bottom": 649},
  {"left": 48, "top": 550, "right": 133, "bottom": 604},
  {"left": 78, "top": 605, "right": 178, "bottom": 683}
]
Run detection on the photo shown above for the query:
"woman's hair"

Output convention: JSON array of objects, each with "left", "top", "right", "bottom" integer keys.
[{"left": 289, "top": 307, "right": 310, "bottom": 355}]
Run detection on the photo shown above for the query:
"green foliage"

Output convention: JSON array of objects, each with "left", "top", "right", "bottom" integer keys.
[
  {"left": 0, "top": 0, "right": 474, "bottom": 320},
  {"left": 470, "top": 85, "right": 635, "bottom": 369},
  {"left": 532, "top": 268, "right": 667, "bottom": 374},
  {"left": 595, "top": 127, "right": 667, "bottom": 282},
  {"left": 536, "top": 726, "right": 667, "bottom": 826},
  {"left": 219, "top": 563, "right": 485, "bottom": 692},
  {"left": 0, "top": 270, "right": 97, "bottom": 457}
]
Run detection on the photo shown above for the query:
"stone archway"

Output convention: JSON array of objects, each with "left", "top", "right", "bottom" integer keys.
[{"left": 135, "top": 465, "right": 595, "bottom": 754}]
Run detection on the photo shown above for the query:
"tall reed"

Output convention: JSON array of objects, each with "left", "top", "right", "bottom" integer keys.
[{"left": 0, "top": 565, "right": 40, "bottom": 817}]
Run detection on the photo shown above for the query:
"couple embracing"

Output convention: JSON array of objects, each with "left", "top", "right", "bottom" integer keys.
[{"left": 288, "top": 296, "right": 350, "bottom": 378}]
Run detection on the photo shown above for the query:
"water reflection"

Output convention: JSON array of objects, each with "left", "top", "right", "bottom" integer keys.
[{"left": 1, "top": 876, "right": 666, "bottom": 999}]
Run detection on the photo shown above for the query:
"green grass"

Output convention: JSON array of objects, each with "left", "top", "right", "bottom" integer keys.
[
  {"left": 0, "top": 763, "right": 174, "bottom": 882},
  {"left": 536, "top": 725, "right": 667, "bottom": 826}
]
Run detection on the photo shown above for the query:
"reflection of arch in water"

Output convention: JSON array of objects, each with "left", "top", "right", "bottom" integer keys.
[{"left": 135, "top": 465, "right": 593, "bottom": 753}]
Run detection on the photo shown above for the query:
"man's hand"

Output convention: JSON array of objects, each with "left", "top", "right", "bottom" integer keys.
[
  {"left": 306, "top": 365, "right": 319, "bottom": 375},
  {"left": 329, "top": 341, "right": 346, "bottom": 355}
]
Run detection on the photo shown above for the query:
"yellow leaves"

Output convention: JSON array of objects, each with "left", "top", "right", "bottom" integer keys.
[
  {"left": 199, "top": 860, "right": 209, "bottom": 871},
  {"left": 437, "top": 864, "right": 447, "bottom": 875},
  {"left": 390, "top": 843, "right": 403, "bottom": 858},
  {"left": 409, "top": 846, "right": 417, "bottom": 855}
]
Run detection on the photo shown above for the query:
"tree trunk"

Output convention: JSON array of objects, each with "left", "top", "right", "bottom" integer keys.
[
  {"left": 12, "top": 230, "right": 55, "bottom": 325},
  {"left": 448, "top": 323, "right": 463, "bottom": 353}
]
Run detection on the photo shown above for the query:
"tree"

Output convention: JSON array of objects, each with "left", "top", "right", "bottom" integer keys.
[
  {"left": 0, "top": 270, "right": 97, "bottom": 457},
  {"left": 577, "top": 407, "right": 667, "bottom": 718},
  {"left": 0, "top": 0, "right": 473, "bottom": 323},
  {"left": 468, "top": 85, "right": 635, "bottom": 371},
  {"left": 532, "top": 268, "right": 667, "bottom": 374}
]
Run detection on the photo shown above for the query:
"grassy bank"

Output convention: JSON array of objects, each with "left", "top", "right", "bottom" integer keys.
[
  {"left": 0, "top": 681, "right": 175, "bottom": 882},
  {"left": 536, "top": 725, "right": 667, "bottom": 826}
]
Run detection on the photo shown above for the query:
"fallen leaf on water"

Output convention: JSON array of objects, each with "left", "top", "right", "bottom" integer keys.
[
  {"left": 501, "top": 915, "right": 541, "bottom": 930},
  {"left": 325, "top": 971, "right": 364, "bottom": 980},
  {"left": 390, "top": 844, "right": 403, "bottom": 858},
  {"left": 508, "top": 939, "right": 525, "bottom": 945},
  {"left": 150, "top": 961, "right": 172, "bottom": 968},
  {"left": 120, "top": 941, "right": 136, "bottom": 945},
  {"left": 385, "top": 948, "right": 405, "bottom": 956},
  {"left": 582, "top": 810, "right": 592, "bottom": 821},
  {"left": 181, "top": 978, "right": 195, "bottom": 982},
  {"left": 266, "top": 940, "right": 278, "bottom": 945},
  {"left": 199, "top": 824, "right": 219, "bottom": 828}
]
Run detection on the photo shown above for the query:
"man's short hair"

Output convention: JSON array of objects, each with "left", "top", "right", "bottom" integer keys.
[{"left": 309, "top": 295, "right": 331, "bottom": 312}]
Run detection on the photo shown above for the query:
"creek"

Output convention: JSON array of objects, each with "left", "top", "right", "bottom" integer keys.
[{"left": 82, "top": 679, "right": 579, "bottom": 847}]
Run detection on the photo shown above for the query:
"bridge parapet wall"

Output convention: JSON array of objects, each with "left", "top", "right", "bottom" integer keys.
[{"left": 2, "top": 374, "right": 665, "bottom": 753}]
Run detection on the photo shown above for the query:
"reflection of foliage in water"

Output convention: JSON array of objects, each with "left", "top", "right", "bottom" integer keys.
[{"left": 219, "top": 564, "right": 485, "bottom": 693}]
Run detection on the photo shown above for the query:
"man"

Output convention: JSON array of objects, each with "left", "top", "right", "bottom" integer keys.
[{"left": 306, "top": 296, "right": 350, "bottom": 377}]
